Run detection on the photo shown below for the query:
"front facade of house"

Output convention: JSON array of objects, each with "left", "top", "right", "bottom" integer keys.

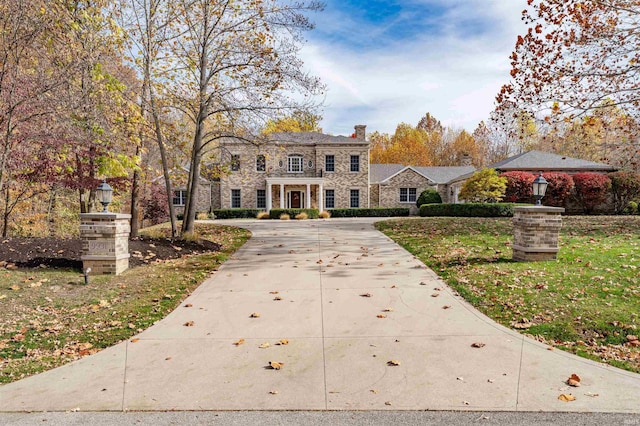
[
  {"left": 171, "top": 129, "right": 618, "bottom": 215},
  {"left": 214, "top": 125, "right": 370, "bottom": 212}
]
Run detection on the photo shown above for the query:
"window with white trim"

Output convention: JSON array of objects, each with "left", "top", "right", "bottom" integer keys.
[
  {"left": 350, "top": 189, "right": 360, "bottom": 208},
  {"left": 257, "top": 189, "right": 266, "bottom": 209},
  {"left": 288, "top": 155, "right": 303, "bottom": 173},
  {"left": 325, "top": 189, "right": 335, "bottom": 209},
  {"left": 400, "top": 188, "right": 417, "bottom": 203},
  {"left": 231, "top": 189, "right": 241, "bottom": 208},
  {"left": 172, "top": 190, "right": 187, "bottom": 206},
  {"left": 350, "top": 155, "right": 360, "bottom": 172}
]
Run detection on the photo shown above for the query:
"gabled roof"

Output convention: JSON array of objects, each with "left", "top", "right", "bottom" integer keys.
[
  {"left": 490, "top": 150, "right": 615, "bottom": 171},
  {"left": 266, "top": 131, "right": 369, "bottom": 145},
  {"left": 370, "top": 164, "right": 475, "bottom": 185}
]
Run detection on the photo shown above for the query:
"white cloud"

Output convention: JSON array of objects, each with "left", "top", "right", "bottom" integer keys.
[{"left": 300, "top": 1, "right": 527, "bottom": 135}]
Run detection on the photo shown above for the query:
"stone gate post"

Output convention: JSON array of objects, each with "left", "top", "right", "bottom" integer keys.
[
  {"left": 80, "top": 213, "right": 131, "bottom": 275},
  {"left": 512, "top": 206, "right": 564, "bottom": 262}
]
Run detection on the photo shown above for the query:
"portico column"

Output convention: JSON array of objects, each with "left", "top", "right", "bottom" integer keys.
[
  {"left": 266, "top": 183, "right": 272, "bottom": 211},
  {"left": 318, "top": 183, "right": 324, "bottom": 212},
  {"left": 279, "top": 184, "right": 285, "bottom": 209},
  {"left": 306, "top": 183, "right": 311, "bottom": 209}
]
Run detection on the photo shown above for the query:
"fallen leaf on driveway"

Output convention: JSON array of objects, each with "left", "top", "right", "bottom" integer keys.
[
  {"left": 276, "top": 339, "right": 289, "bottom": 345},
  {"left": 471, "top": 342, "right": 486, "bottom": 348},
  {"left": 250, "top": 313, "right": 261, "bottom": 318},
  {"left": 259, "top": 342, "right": 271, "bottom": 349},
  {"left": 387, "top": 360, "right": 401, "bottom": 366},
  {"left": 130, "top": 338, "right": 140, "bottom": 343},
  {"left": 383, "top": 308, "right": 393, "bottom": 312},
  {"left": 183, "top": 321, "right": 194, "bottom": 327},
  {"left": 273, "top": 296, "right": 282, "bottom": 301},
  {"left": 567, "top": 374, "right": 581, "bottom": 387},
  {"left": 269, "top": 390, "right": 279, "bottom": 395},
  {"left": 233, "top": 339, "right": 245, "bottom": 346},
  {"left": 269, "top": 361, "right": 284, "bottom": 370},
  {"left": 431, "top": 293, "right": 440, "bottom": 298},
  {"left": 184, "top": 303, "right": 193, "bottom": 308},
  {"left": 384, "top": 401, "right": 392, "bottom": 406},
  {"left": 442, "top": 305, "right": 451, "bottom": 309},
  {"left": 558, "top": 394, "right": 576, "bottom": 402},
  {"left": 377, "top": 314, "right": 387, "bottom": 319},
  {"left": 360, "top": 293, "right": 372, "bottom": 297},
  {"left": 270, "top": 291, "right": 279, "bottom": 294}
]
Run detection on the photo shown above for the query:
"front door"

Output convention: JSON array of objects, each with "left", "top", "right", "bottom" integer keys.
[{"left": 290, "top": 191, "right": 302, "bottom": 208}]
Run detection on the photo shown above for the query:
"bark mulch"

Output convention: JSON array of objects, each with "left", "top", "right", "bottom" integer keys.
[{"left": 0, "top": 236, "right": 221, "bottom": 270}]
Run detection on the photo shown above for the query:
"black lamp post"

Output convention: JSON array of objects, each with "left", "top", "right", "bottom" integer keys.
[
  {"left": 95, "top": 179, "right": 113, "bottom": 213},
  {"left": 532, "top": 174, "right": 548, "bottom": 206}
]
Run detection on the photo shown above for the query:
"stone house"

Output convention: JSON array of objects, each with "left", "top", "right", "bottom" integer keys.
[
  {"left": 210, "top": 125, "right": 370, "bottom": 212},
  {"left": 168, "top": 128, "right": 617, "bottom": 215}
]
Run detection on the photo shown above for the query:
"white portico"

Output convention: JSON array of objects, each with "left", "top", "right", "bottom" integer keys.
[{"left": 266, "top": 177, "right": 326, "bottom": 211}]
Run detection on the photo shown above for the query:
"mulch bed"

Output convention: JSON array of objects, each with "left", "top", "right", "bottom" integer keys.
[{"left": 0, "top": 236, "right": 221, "bottom": 270}]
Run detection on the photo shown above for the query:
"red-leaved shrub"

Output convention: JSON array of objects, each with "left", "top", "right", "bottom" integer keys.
[
  {"left": 542, "top": 173, "right": 574, "bottom": 207},
  {"left": 572, "top": 172, "right": 611, "bottom": 214},
  {"left": 501, "top": 171, "right": 535, "bottom": 203}
]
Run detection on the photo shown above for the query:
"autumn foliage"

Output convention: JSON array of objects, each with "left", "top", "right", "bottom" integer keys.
[
  {"left": 609, "top": 171, "right": 640, "bottom": 214},
  {"left": 572, "top": 173, "right": 611, "bottom": 214},
  {"left": 500, "top": 171, "right": 535, "bottom": 203},
  {"left": 541, "top": 173, "right": 574, "bottom": 207},
  {"left": 459, "top": 169, "right": 507, "bottom": 203}
]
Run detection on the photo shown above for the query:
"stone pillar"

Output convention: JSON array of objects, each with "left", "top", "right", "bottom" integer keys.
[
  {"left": 306, "top": 183, "right": 311, "bottom": 209},
  {"left": 512, "top": 206, "right": 564, "bottom": 262},
  {"left": 80, "top": 213, "right": 131, "bottom": 275},
  {"left": 318, "top": 183, "right": 324, "bottom": 212}
]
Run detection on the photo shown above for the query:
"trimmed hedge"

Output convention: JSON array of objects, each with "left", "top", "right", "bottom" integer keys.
[
  {"left": 419, "top": 203, "right": 523, "bottom": 217},
  {"left": 416, "top": 189, "right": 442, "bottom": 208},
  {"left": 328, "top": 208, "right": 410, "bottom": 218},
  {"left": 212, "top": 209, "right": 261, "bottom": 219},
  {"left": 269, "top": 208, "right": 319, "bottom": 219}
]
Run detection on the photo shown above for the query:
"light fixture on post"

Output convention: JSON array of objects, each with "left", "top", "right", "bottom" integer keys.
[
  {"left": 532, "top": 174, "right": 548, "bottom": 206},
  {"left": 95, "top": 179, "right": 113, "bottom": 213}
]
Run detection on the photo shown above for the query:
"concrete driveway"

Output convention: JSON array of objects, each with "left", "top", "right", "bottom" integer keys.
[{"left": 1, "top": 218, "right": 639, "bottom": 412}]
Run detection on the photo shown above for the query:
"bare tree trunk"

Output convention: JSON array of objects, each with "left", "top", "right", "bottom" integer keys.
[{"left": 130, "top": 143, "right": 141, "bottom": 237}]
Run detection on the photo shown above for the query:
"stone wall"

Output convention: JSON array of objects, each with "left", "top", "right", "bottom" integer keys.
[{"left": 378, "top": 169, "right": 434, "bottom": 215}]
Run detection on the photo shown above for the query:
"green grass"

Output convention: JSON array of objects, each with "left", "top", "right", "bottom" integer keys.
[
  {"left": 376, "top": 216, "right": 640, "bottom": 373},
  {"left": 0, "top": 223, "right": 250, "bottom": 384}
]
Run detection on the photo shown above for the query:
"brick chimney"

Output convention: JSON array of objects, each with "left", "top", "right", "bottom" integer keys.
[
  {"left": 354, "top": 125, "right": 366, "bottom": 141},
  {"left": 460, "top": 153, "right": 472, "bottom": 167}
]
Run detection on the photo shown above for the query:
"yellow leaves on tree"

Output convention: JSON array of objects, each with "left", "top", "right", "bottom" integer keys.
[{"left": 459, "top": 168, "right": 507, "bottom": 203}]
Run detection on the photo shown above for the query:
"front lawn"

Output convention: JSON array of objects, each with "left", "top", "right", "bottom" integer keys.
[
  {"left": 376, "top": 216, "right": 640, "bottom": 373},
  {"left": 0, "top": 223, "right": 250, "bottom": 384}
]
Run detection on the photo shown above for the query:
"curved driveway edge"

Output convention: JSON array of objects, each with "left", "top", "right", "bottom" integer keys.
[{"left": 1, "top": 218, "right": 639, "bottom": 412}]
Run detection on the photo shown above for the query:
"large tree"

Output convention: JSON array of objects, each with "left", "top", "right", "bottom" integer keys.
[
  {"left": 166, "top": 0, "right": 324, "bottom": 236},
  {"left": 498, "top": 0, "right": 640, "bottom": 120}
]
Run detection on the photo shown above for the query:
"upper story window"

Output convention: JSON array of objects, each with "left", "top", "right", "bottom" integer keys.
[
  {"left": 350, "top": 155, "right": 360, "bottom": 172},
  {"left": 231, "top": 154, "right": 240, "bottom": 171},
  {"left": 256, "top": 154, "right": 266, "bottom": 172},
  {"left": 288, "top": 155, "right": 304, "bottom": 173},
  {"left": 325, "top": 155, "right": 335, "bottom": 172}
]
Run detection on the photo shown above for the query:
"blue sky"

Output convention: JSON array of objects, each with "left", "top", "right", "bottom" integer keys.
[{"left": 300, "top": 0, "right": 527, "bottom": 135}]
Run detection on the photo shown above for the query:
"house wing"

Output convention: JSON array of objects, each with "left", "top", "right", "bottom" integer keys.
[{"left": 489, "top": 150, "right": 615, "bottom": 172}]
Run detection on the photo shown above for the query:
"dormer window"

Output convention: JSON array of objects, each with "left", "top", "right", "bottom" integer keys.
[{"left": 288, "top": 155, "right": 304, "bottom": 173}]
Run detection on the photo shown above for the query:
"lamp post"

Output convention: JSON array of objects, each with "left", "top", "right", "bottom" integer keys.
[
  {"left": 95, "top": 179, "right": 113, "bottom": 213},
  {"left": 532, "top": 174, "right": 548, "bottom": 206}
]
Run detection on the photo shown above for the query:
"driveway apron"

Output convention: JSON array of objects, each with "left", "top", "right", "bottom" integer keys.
[{"left": 1, "top": 218, "right": 639, "bottom": 412}]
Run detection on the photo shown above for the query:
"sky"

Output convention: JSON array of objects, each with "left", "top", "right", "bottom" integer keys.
[{"left": 300, "top": 0, "right": 528, "bottom": 136}]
